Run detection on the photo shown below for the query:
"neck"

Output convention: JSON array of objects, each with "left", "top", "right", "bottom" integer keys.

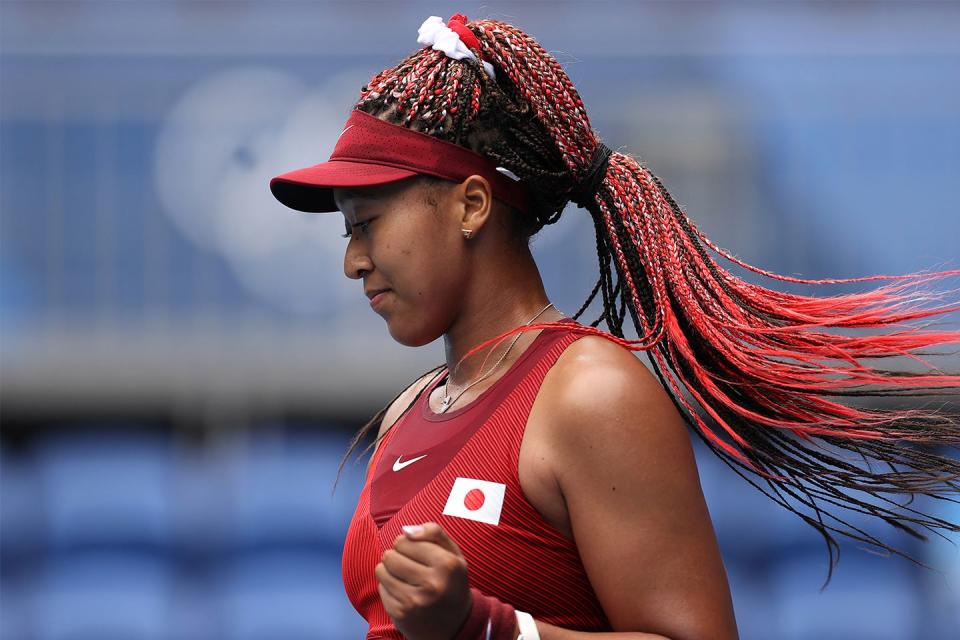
[{"left": 441, "top": 247, "right": 566, "bottom": 386}]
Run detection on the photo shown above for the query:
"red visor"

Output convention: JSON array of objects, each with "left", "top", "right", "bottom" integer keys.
[{"left": 270, "top": 109, "right": 530, "bottom": 214}]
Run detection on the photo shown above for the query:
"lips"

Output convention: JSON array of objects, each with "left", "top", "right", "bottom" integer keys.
[
  {"left": 365, "top": 287, "right": 390, "bottom": 300},
  {"left": 366, "top": 288, "right": 391, "bottom": 310}
]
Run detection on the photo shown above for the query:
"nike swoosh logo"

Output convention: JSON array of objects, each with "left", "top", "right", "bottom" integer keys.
[
  {"left": 393, "top": 454, "right": 428, "bottom": 472},
  {"left": 336, "top": 124, "right": 354, "bottom": 141}
]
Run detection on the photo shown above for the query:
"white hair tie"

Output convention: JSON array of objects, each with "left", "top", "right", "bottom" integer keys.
[{"left": 417, "top": 15, "right": 496, "bottom": 80}]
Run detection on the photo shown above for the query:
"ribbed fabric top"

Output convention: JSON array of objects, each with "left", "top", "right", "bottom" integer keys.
[
  {"left": 370, "top": 317, "right": 577, "bottom": 526},
  {"left": 341, "top": 319, "right": 613, "bottom": 638}
]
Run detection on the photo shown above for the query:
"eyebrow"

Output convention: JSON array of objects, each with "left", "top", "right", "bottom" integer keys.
[
  {"left": 335, "top": 191, "right": 376, "bottom": 213},
  {"left": 342, "top": 211, "right": 371, "bottom": 231},
  {"left": 342, "top": 184, "right": 389, "bottom": 200},
  {"left": 339, "top": 189, "right": 366, "bottom": 200}
]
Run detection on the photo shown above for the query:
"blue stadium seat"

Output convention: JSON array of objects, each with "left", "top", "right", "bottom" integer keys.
[
  {"left": 222, "top": 428, "right": 365, "bottom": 551},
  {"left": 722, "top": 561, "right": 776, "bottom": 640},
  {"left": 34, "top": 429, "right": 175, "bottom": 551},
  {"left": 170, "top": 445, "right": 233, "bottom": 558},
  {"left": 213, "top": 549, "right": 367, "bottom": 640},
  {"left": 767, "top": 549, "right": 919, "bottom": 640},
  {"left": 693, "top": 440, "right": 801, "bottom": 559},
  {"left": 1, "top": 579, "right": 29, "bottom": 640},
  {"left": 693, "top": 440, "right": 913, "bottom": 562},
  {"left": 1, "top": 445, "right": 41, "bottom": 566},
  {"left": 28, "top": 552, "right": 175, "bottom": 640},
  {"left": 166, "top": 579, "right": 220, "bottom": 640},
  {"left": 913, "top": 491, "right": 960, "bottom": 638}
]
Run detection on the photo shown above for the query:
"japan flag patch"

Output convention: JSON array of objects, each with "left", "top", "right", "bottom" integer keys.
[{"left": 442, "top": 477, "right": 506, "bottom": 526}]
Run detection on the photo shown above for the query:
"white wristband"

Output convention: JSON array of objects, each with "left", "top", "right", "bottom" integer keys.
[{"left": 515, "top": 610, "right": 540, "bottom": 640}]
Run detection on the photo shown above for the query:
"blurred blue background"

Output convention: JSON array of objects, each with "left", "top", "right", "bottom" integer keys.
[{"left": 1, "top": 1, "right": 959, "bottom": 639}]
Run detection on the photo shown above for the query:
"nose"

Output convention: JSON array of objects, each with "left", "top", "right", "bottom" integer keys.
[{"left": 343, "top": 239, "right": 373, "bottom": 280}]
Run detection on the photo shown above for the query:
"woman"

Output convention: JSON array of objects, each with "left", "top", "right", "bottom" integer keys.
[{"left": 269, "top": 14, "right": 960, "bottom": 640}]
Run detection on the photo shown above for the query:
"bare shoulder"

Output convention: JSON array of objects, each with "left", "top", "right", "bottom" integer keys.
[
  {"left": 365, "top": 367, "right": 442, "bottom": 471},
  {"left": 537, "top": 335, "right": 738, "bottom": 637},
  {"left": 540, "top": 333, "right": 693, "bottom": 476},
  {"left": 543, "top": 334, "right": 669, "bottom": 424}
]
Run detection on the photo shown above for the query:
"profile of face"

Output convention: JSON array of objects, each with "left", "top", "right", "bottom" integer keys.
[{"left": 334, "top": 176, "right": 487, "bottom": 346}]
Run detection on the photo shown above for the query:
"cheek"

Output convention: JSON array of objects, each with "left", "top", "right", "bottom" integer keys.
[
  {"left": 382, "top": 235, "right": 467, "bottom": 339},
  {"left": 400, "top": 252, "right": 462, "bottom": 306},
  {"left": 383, "top": 266, "right": 453, "bottom": 346},
  {"left": 389, "top": 224, "right": 463, "bottom": 293},
  {"left": 378, "top": 204, "right": 467, "bottom": 288}
]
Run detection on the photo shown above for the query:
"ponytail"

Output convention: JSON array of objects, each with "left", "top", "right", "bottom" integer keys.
[
  {"left": 460, "top": 144, "right": 960, "bottom": 587},
  {"left": 342, "top": 14, "right": 960, "bottom": 587},
  {"left": 467, "top": 16, "right": 960, "bottom": 586}
]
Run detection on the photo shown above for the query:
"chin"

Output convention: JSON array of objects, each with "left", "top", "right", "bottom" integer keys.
[{"left": 383, "top": 314, "right": 445, "bottom": 348}]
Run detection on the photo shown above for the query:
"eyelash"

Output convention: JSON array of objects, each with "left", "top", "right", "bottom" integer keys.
[{"left": 341, "top": 220, "right": 371, "bottom": 238}]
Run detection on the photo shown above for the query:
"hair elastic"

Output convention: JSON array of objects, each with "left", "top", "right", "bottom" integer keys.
[{"left": 569, "top": 142, "right": 613, "bottom": 208}]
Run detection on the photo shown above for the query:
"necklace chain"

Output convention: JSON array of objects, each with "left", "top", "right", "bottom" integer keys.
[{"left": 438, "top": 302, "right": 557, "bottom": 413}]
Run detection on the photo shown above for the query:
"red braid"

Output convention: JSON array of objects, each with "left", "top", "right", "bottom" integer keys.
[{"left": 342, "top": 14, "right": 960, "bottom": 587}]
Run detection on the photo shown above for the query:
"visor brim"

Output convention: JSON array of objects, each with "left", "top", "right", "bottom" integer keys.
[{"left": 269, "top": 160, "right": 419, "bottom": 213}]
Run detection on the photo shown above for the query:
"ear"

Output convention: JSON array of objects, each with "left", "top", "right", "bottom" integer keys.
[{"left": 454, "top": 175, "right": 493, "bottom": 236}]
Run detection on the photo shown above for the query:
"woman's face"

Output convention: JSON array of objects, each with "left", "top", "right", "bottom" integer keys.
[{"left": 334, "top": 177, "right": 468, "bottom": 346}]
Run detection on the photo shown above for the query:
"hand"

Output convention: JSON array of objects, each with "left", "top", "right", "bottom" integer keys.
[{"left": 375, "top": 521, "right": 472, "bottom": 640}]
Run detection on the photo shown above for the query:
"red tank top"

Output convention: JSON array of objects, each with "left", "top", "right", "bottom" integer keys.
[{"left": 341, "top": 319, "right": 613, "bottom": 638}]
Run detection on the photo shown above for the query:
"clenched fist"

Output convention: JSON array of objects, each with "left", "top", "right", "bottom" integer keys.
[{"left": 375, "top": 521, "right": 473, "bottom": 640}]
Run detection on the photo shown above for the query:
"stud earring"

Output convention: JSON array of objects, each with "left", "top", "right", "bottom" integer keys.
[{"left": 462, "top": 228, "right": 474, "bottom": 239}]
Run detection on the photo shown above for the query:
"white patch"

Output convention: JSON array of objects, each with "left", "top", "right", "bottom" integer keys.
[
  {"left": 442, "top": 477, "right": 506, "bottom": 526},
  {"left": 393, "top": 454, "right": 428, "bottom": 472},
  {"left": 495, "top": 166, "right": 521, "bottom": 181}
]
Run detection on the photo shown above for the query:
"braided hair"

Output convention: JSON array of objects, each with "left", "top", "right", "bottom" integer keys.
[{"left": 335, "top": 14, "right": 960, "bottom": 587}]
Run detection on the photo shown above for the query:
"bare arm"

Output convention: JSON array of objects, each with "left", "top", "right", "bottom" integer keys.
[{"left": 529, "top": 338, "right": 738, "bottom": 640}]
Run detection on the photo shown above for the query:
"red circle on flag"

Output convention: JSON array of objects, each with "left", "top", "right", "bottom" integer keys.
[{"left": 464, "top": 488, "right": 485, "bottom": 511}]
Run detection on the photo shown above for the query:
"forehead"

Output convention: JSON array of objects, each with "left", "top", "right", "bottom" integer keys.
[{"left": 334, "top": 179, "right": 420, "bottom": 207}]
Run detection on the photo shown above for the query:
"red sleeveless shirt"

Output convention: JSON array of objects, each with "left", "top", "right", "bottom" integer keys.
[{"left": 341, "top": 320, "right": 613, "bottom": 638}]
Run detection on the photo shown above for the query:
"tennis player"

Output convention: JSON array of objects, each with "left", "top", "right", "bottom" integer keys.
[{"left": 270, "top": 14, "right": 960, "bottom": 640}]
